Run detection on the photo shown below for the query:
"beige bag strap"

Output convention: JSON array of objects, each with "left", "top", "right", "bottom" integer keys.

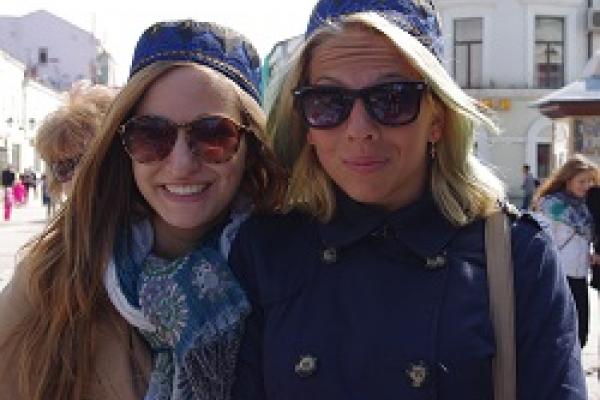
[{"left": 485, "top": 210, "right": 517, "bottom": 400}]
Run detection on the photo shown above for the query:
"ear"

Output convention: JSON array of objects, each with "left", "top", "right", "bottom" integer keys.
[{"left": 428, "top": 98, "right": 445, "bottom": 143}]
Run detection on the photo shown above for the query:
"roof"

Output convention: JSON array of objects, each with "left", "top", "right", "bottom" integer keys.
[{"left": 532, "top": 50, "right": 600, "bottom": 118}]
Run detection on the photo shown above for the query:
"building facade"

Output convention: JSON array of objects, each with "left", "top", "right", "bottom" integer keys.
[
  {"left": 0, "top": 10, "right": 116, "bottom": 90},
  {"left": 435, "top": 0, "right": 600, "bottom": 199},
  {"left": 0, "top": 49, "right": 61, "bottom": 174}
]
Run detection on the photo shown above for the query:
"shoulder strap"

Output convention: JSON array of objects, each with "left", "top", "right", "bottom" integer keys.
[{"left": 485, "top": 211, "right": 517, "bottom": 400}]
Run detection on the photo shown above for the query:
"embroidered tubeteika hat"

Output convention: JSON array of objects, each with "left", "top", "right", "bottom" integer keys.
[
  {"left": 129, "top": 20, "right": 261, "bottom": 103},
  {"left": 305, "top": 0, "right": 443, "bottom": 60}
]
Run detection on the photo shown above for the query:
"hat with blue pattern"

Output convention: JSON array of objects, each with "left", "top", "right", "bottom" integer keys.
[
  {"left": 305, "top": 0, "right": 443, "bottom": 60},
  {"left": 129, "top": 20, "right": 261, "bottom": 103}
]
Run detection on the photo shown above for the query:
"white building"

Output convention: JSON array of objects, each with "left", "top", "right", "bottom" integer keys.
[
  {"left": 0, "top": 10, "right": 116, "bottom": 90},
  {"left": 0, "top": 49, "right": 61, "bottom": 173},
  {"left": 435, "top": 0, "right": 600, "bottom": 200}
]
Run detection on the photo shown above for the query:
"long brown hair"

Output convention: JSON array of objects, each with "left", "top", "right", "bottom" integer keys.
[
  {"left": 532, "top": 154, "right": 599, "bottom": 209},
  {"left": 5, "top": 61, "right": 285, "bottom": 400}
]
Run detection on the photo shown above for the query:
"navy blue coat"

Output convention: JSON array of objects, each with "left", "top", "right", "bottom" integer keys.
[{"left": 230, "top": 192, "right": 586, "bottom": 399}]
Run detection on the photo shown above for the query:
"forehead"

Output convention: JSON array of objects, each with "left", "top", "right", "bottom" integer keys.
[
  {"left": 136, "top": 64, "right": 240, "bottom": 119},
  {"left": 308, "top": 26, "right": 421, "bottom": 86},
  {"left": 572, "top": 169, "right": 596, "bottom": 180}
]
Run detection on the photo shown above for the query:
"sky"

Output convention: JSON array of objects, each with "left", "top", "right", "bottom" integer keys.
[{"left": 2, "top": 0, "right": 314, "bottom": 84}]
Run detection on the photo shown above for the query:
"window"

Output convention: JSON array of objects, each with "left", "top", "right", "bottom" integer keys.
[
  {"left": 38, "top": 47, "right": 48, "bottom": 64},
  {"left": 454, "top": 18, "right": 483, "bottom": 88},
  {"left": 535, "top": 17, "right": 564, "bottom": 89},
  {"left": 536, "top": 143, "right": 551, "bottom": 179}
]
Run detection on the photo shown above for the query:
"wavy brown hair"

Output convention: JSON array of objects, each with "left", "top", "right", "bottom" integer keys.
[
  {"left": 532, "top": 154, "right": 599, "bottom": 209},
  {"left": 3, "top": 61, "right": 286, "bottom": 400}
]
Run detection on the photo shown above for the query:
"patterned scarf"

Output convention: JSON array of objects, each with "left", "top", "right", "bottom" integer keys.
[
  {"left": 104, "top": 211, "right": 250, "bottom": 400},
  {"left": 538, "top": 191, "right": 594, "bottom": 241}
]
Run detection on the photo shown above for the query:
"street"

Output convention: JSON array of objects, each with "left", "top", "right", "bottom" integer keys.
[{"left": 0, "top": 199, "right": 598, "bottom": 397}]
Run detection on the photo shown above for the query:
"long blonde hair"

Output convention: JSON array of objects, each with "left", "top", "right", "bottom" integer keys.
[
  {"left": 5, "top": 61, "right": 285, "bottom": 400},
  {"left": 267, "top": 13, "right": 504, "bottom": 225}
]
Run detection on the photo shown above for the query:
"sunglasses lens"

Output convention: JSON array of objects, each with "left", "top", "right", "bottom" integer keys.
[
  {"left": 298, "top": 89, "right": 350, "bottom": 128},
  {"left": 367, "top": 83, "right": 424, "bottom": 125},
  {"left": 51, "top": 157, "right": 79, "bottom": 183},
  {"left": 188, "top": 117, "right": 242, "bottom": 163},
  {"left": 121, "top": 116, "right": 176, "bottom": 163}
]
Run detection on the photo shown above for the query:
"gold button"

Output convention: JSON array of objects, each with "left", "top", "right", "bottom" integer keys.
[
  {"left": 424, "top": 254, "right": 446, "bottom": 270},
  {"left": 321, "top": 247, "right": 337, "bottom": 264},
  {"left": 406, "top": 362, "right": 428, "bottom": 388},
  {"left": 295, "top": 355, "right": 318, "bottom": 377}
]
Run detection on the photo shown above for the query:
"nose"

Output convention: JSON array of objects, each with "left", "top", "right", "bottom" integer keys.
[
  {"left": 164, "top": 129, "right": 199, "bottom": 175},
  {"left": 344, "top": 98, "right": 379, "bottom": 141}
]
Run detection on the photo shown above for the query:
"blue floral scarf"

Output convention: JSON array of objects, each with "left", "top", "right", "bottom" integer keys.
[
  {"left": 104, "top": 211, "right": 250, "bottom": 400},
  {"left": 538, "top": 191, "right": 594, "bottom": 241}
]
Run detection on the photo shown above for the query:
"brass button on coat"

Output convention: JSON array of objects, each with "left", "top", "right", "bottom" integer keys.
[
  {"left": 294, "top": 355, "right": 318, "bottom": 378},
  {"left": 405, "top": 361, "right": 428, "bottom": 388},
  {"left": 321, "top": 247, "right": 338, "bottom": 264},
  {"left": 424, "top": 254, "right": 446, "bottom": 270}
]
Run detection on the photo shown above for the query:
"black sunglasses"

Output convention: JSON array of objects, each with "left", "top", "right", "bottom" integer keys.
[
  {"left": 120, "top": 114, "right": 250, "bottom": 164},
  {"left": 51, "top": 155, "right": 81, "bottom": 183},
  {"left": 293, "top": 81, "right": 427, "bottom": 129}
]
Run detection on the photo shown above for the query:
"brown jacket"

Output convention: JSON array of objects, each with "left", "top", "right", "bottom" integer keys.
[{"left": 0, "top": 265, "right": 152, "bottom": 400}]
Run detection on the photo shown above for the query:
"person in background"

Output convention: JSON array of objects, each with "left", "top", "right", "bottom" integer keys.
[
  {"left": 1, "top": 165, "right": 15, "bottom": 190},
  {"left": 0, "top": 19, "right": 285, "bottom": 400},
  {"left": 230, "top": 0, "right": 586, "bottom": 398},
  {"left": 11, "top": 176, "right": 25, "bottom": 206},
  {"left": 1, "top": 165, "right": 15, "bottom": 221},
  {"left": 533, "top": 154, "right": 598, "bottom": 349},
  {"left": 586, "top": 182, "right": 600, "bottom": 379},
  {"left": 35, "top": 80, "right": 116, "bottom": 216},
  {"left": 3, "top": 181, "right": 13, "bottom": 221},
  {"left": 40, "top": 174, "right": 52, "bottom": 218},
  {"left": 21, "top": 168, "right": 36, "bottom": 202},
  {"left": 522, "top": 164, "right": 536, "bottom": 210}
]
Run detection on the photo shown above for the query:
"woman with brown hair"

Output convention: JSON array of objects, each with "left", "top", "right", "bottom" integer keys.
[
  {"left": 0, "top": 20, "right": 285, "bottom": 400},
  {"left": 533, "top": 154, "right": 598, "bottom": 349}
]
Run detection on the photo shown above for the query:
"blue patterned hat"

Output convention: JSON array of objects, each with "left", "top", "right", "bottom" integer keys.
[
  {"left": 306, "top": 0, "right": 443, "bottom": 60},
  {"left": 129, "top": 20, "right": 261, "bottom": 103}
]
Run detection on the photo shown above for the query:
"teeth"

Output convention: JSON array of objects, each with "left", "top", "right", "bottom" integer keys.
[{"left": 164, "top": 184, "right": 207, "bottom": 195}]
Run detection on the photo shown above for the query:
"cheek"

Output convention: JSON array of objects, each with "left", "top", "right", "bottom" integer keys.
[
  {"left": 307, "top": 130, "right": 336, "bottom": 155},
  {"left": 132, "top": 162, "right": 152, "bottom": 193},
  {"left": 218, "top": 145, "right": 247, "bottom": 186}
]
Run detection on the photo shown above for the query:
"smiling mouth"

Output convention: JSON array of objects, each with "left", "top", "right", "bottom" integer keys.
[{"left": 164, "top": 184, "right": 208, "bottom": 195}]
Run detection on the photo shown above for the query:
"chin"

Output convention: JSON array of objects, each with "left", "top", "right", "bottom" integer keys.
[{"left": 345, "top": 188, "right": 385, "bottom": 205}]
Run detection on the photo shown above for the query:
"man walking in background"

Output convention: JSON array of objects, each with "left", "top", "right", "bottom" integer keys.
[{"left": 522, "top": 164, "right": 536, "bottom": 210}]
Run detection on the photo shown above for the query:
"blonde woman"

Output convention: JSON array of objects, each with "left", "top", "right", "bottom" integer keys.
[
  {"left": 229, "top": 0, "right": 586, "bottom": 398},
  {"left": 533, "top": 154, "right": 598, "bottom": 349},
  {"left": 37, "top": 81, "right": 115, "bottom": 195},
  {"left": 0, "top": 21, "right": 285, "bottom": 400},
  {"left": 35, "top": 82, "right": 116, "bottom": 215}
]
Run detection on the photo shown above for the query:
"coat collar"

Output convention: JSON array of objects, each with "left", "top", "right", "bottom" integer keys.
[{"left": 318, "top": 188, "right": 462, "bottom": 259}]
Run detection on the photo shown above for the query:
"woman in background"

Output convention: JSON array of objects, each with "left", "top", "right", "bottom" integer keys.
[
  {"left": 35, "top": 81, "right": 115, "bottom": 216},
  {"left": 533, "top": 153, "right": 598, "bottom": 348}
]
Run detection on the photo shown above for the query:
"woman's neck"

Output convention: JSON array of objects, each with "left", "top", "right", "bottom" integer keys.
[{"left": 151, "top": 215, "right": 221, "bottom": 260}]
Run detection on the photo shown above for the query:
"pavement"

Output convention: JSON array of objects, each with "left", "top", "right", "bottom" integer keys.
[{"left": 0, "top": 199, "right": 598, "bottom": 397}]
